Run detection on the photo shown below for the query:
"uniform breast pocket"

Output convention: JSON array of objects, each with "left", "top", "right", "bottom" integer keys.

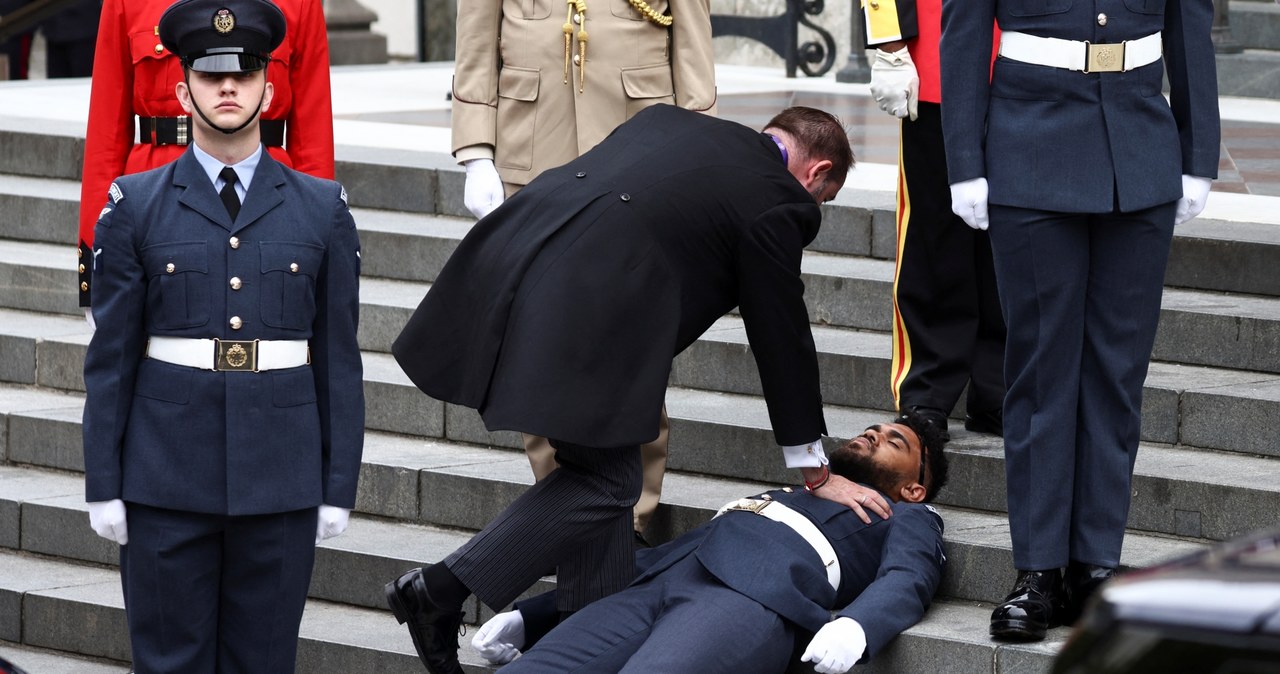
[
  {"left": 259, "top": 241, "right": 324, "bottom": 330},
  {"left": 128, "top": 29, "right": 169, "bottom": 65},
  {"left": 610, "top": 0, "right": 668, "bottom": 20},
  {"left": 1122, "top": 0, "right": 1164, "bottom": 15},
  {"left": 1005, "top": 0, "right": 1072, "bottom": 16},
  {"left": 621, "top": 63, "right": 675, "bottom": 118},
  {"left": 142, "top": 241, "right": 210, "bottom": 329}
]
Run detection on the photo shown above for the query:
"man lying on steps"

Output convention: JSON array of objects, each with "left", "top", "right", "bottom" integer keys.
[{"left": 472, "top": 408, "right": 951, "bottom": 674}]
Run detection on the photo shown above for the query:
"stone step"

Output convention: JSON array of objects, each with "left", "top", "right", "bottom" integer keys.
[
  {"left": 0, "top": 642, "right": 129, "bottom": 674},
  {"left": 1234, "top": 1, "right": 1280, "bottom": 51},
  {"left": 0, "top": 547, "right": 1068, "bottom": 674},
  {"left": 1216, "top": 50, "right": 1280, "bottom": 99},
  {"left": 6, "top": 224, "right": 1280, "bottom": 378},
  {"left": 0, "top": 459, "right": 1202, "bottom": 612},
  {"left": 4, "top": 169, "right": 1280, "bottom": 298},
  {"left": 4, "top": 308, "right": 1280, "bottom": 460},
  {"left": 3, "top": 373, "right": 1273, "bottom": 544}
]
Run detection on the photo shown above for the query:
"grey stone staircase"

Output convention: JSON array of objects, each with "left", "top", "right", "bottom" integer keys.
[
  {"left": 2, "top": 117, "right": 1279, "bottom": 673},
  {"left": 1220, "top": 0, "right": 1280, "bottom": 98}
]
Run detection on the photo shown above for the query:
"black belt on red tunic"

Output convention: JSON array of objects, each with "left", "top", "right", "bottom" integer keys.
[{"left": 138, "top": 116, "right": 285, "bottom": 146}]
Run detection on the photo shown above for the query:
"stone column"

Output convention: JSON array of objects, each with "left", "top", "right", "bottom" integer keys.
[
  {"left": 325, "top": 0, "right": 389, "bottom": 65},
  {"left": 836, "top": 0, "right": 870, "bottom": 83},
  {"left": 1212, "top": 0, "right": 1243, "bottom": 54}
]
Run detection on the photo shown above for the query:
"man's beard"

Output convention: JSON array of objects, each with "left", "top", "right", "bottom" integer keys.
[{"left": 828, "top": 448, "right": 900, "bottom": 495}]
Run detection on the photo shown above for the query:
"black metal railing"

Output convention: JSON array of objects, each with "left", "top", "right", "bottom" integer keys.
[{"left": 711, "top": 0, "right": 837, "bottom": 78}]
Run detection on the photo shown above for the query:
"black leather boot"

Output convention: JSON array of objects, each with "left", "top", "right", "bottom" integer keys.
[
  {"left": 990, "top": 568, "right": 1064, "bottom": 642},
  {"left": 385, "top": 567, "right": 466, "bottom": 674},
  {"left": 1061, "top": 562, "right": 1116, "bottom": 625}
]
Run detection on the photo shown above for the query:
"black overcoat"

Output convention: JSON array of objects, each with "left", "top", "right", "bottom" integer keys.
[{"left": 394, "top": 104, "right": 827, "bottom": 448}]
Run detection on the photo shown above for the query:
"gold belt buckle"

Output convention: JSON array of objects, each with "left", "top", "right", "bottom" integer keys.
[
  {"left": 215, "top": 339, "right": 258, "bottom": 372},
  {"left": 728, "top": 498, "right": 771, "bottom": 515},
  {"left": 1085, "top": 42, "right": 1125, "bottom": 73}
]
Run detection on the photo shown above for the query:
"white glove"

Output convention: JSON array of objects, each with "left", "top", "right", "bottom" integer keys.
[
  {"left": 1175, "top": 174, "right": 1212, "bottom": 226},
  {"left": 869, "top": 48, "right": 919, "bottom": 121},
  {"left": 463, "top": 158, "right": 505, "bottom": 220},
  {"left": 87, "top": 499, "right": 128, "bottom": 545},
  {"left": 471, "top": 609, "right": 526, "bottom": 665},
  {"left": 315, "top": 505, "right": 350, "bottom": 544},
  {"left": 950, "top": 177, "right": 990, "bottom": 231},
  {"left": 800, "top": 617, "right": 868, "bottom": 674},
  {"left": 84, "top": 307, "right": 96, "bottom": 330}
]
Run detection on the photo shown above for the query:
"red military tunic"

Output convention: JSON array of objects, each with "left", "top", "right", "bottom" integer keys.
[{"left": 77, "top": 0, "right": 335, "bottom": 306}]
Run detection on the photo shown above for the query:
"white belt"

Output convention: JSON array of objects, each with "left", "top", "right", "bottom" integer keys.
[
  {"left": 146, "top": 336, "right": 309, "bottom": 372},
  {"left": 715, "top": 498, "right": 841, "bottom": 592},
  {"left": 999, "top": 30, "right": 1162, "bottom": 73}
]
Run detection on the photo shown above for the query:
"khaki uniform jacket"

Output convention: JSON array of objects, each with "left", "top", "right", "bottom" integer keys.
[{"left": 452, "top": 0, "right": 717, "bottom": 187}]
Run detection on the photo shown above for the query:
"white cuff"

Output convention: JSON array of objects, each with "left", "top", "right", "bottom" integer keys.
[{"left": 782, "top": 439, "right": 828, "bottom": 468}]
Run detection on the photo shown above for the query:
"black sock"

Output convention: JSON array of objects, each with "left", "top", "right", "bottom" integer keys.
[{"left": 423, "top": 563, "right": 470, "bottom": 609}]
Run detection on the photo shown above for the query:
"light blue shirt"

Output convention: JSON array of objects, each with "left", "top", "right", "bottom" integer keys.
[{"left": 192, "top": 142, "right": 263, "bottom": 203}]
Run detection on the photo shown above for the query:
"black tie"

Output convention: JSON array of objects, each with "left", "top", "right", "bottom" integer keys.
[{"left": 219, "top": 167, "right": 241, "bottom": 221}]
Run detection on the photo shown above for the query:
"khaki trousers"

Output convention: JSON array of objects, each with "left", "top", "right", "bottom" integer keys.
[{"left": 523, "top": 407, "right": 669, "bottom": 534}]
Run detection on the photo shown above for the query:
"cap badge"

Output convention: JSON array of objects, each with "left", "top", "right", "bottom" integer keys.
[{"left": 213, "top": 8, "right": 235, "bottom": 34}]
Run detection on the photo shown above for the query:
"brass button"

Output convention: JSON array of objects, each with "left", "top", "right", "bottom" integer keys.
[
  {"left": 77, "top": 247, "right": 83, "bottom": 258},
  {"left": 230, "top": 276, "right": 242, "bottom": 290},
  {"left": 79, "top": 264, "right": 86, "bottom": 274},
  {"left": 166, "top": 262, "right": 176, "bottom": 274},
  {"left": 576, "top": 171, "right": 586, "bottom": 178},
  {"left": 572, "top": 54, "right": 581, "bottom": 66},
  {"left": 620, "top": 193, "right": 631, "bottom": 202},
  {"left": 154, "top": 44, "right": 164, "bottom": 54},
  {"left": 80, "top": 281, "right": 89, "bottom": 292},
  {"left": 290, "top": 262, "right": 299, "bottom": 273},
  {"left": 1097, "top": 13, "right": 1107, "bottom": 26},
  {"left": 229, "top": 236, "right": 240, "bottom": 249},
  {"left": 870, "top": 0, "right": 879, "bottom": 7},
  {"left": 230, "top": 316, "right": 243, "bottom": 330}
]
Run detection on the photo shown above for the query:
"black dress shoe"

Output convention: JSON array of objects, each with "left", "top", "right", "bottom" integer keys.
[
  {"left": 990, "top": 569, "right": 1064, "bottom": 642},
  {"left": 905, "top": 405, "right": 950, "bottom": 442},
  {"left": 964, "top": 407, "right": 1003, "bottom": 436},
  {"left": 385, "top": 568, "right": 466, "bottom": 674},
  {"left": 1061, "top": 562, "right": 1116, "bottom": 625}
]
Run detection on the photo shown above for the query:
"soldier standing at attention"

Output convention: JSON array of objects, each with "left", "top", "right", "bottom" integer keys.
[
  {"left": 81, "top": 1, "right": 364, "bottom": 670},
  {"left": 940, "top": 0, "right": 1219, "bottom": 642},
  {"left": 77, "top": 0, "right": 333, "bottom": 316},
  {"left": 451, "top": 0, "right": 718, "bottom": 547},
  {"left": 862, "top": 0, "right": 1006, "bottom": 441}
]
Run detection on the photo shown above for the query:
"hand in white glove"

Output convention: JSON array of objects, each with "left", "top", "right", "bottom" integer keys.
[
  {"left": 84, "top": 307, "right": 96, "bottom": 330},
  {"left": 315, "top": 505, "right": 350, "bottom": 544},
  {"left": 87, "top": 499, "right": 128, "bottom": 545},
  {"left": 463, "top": 158, "right": 505, "bottom": 220},
  {"left": 800, "top": 617, "right": 868, "bottom": 674},
  {"left": 1175, "top": 175, "right": 1212, "bottom": 226},
  {"left": 870, "top": 48, "right": 919, "bottom": 121},
  {"left": 950, "top": 177, "right": 990, "bottom": 231},
  {"left": 471, "top": 609, "right": 526, "bottom": 665}
]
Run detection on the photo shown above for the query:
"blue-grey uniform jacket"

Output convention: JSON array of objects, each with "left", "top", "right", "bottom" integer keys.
[
  {"left": 940, "top": 0, "right": 1220, "bottom": 213},
  {"left": 82, "top": 148, "right": 364, "bottom": 515},
  {"left": 521, "top": 487, "right": 946, "bottom": 662}
]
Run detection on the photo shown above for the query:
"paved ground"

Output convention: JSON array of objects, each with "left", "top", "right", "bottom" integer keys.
[{"left": 3, "top": 60, "right": 1279, "bottom": 219}]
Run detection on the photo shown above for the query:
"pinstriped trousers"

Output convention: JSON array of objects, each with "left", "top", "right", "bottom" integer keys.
[{"left": 445, "top": 441, "right": 642, "bottom": 612}]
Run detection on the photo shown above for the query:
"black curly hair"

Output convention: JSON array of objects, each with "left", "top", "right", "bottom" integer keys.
[{"left": 896, "top": 407, "right": 951, "bottom": 502}]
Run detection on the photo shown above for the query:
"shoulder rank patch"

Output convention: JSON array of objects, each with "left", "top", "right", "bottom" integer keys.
[
  {"left": 108, "top": 182, "right": 124, "bottom": 203},
  {"left": 98, "top": 206, "right": 112, "bottom": 221},
  {"left": 339, "top": 185, "right": 348, "bottom": 205},
  {"left": 924, "top": 504, "right": 940, "bottom": 517}
]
